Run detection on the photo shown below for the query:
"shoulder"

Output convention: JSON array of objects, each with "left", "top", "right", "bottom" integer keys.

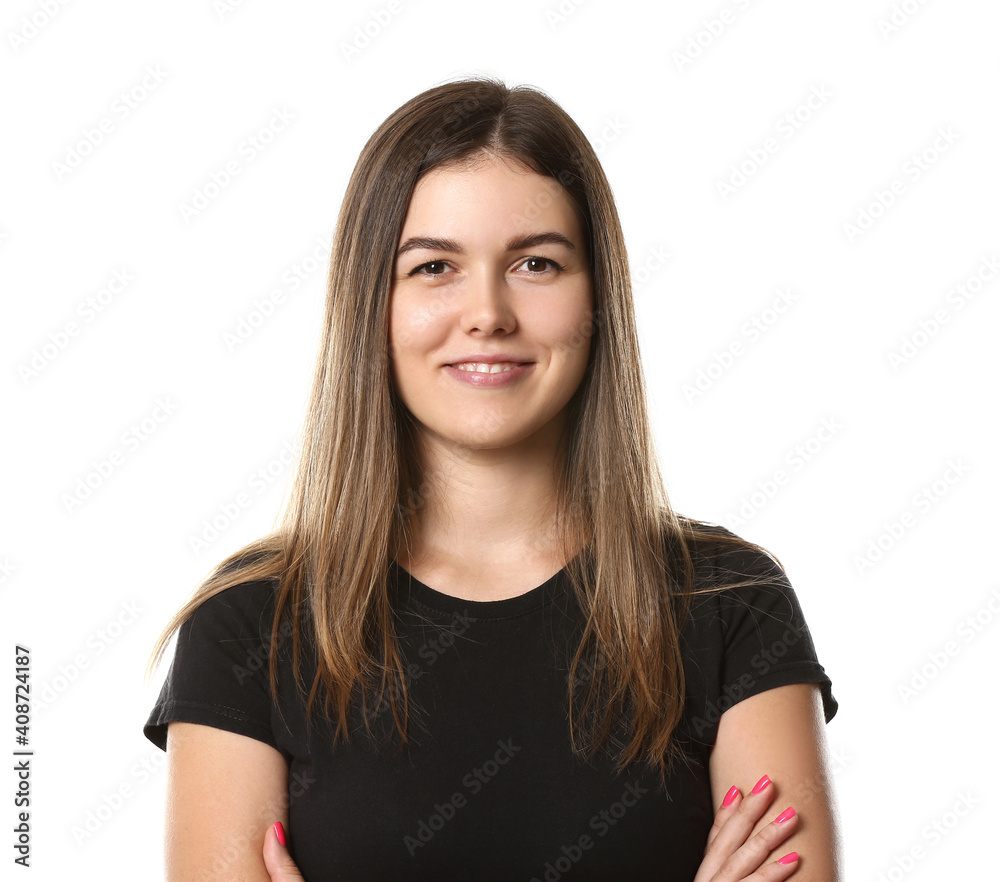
[
  {"left": 180, "top": 577, "right": 282, "bottom": 642},
  {"left": 171, "top": 577, "right": 291, "bottom": 688},
  {"left": 669, "top": 521, "right": 791, "bottom": 615},
  {"left": 674, "top": 522, "right": 839, "bottom": 726},
  {"left": 678, "top": 521, "right": 784, "bottom": 577},
  {"left": 678, "top": 522, "right": 804, "bottom": 636},
  {"left": 145, "top": 577, "right": 286, "bottom": 752}
]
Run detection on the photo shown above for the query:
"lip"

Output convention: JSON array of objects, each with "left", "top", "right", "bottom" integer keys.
[
  {"left": 443, "top": 353, "right": 533, "bottom": 366},
  {"left": 443, "top": 362, "right": 535, "bottom": 387}
]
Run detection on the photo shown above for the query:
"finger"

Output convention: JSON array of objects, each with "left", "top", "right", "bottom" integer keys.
[
  {"left": 262, "top": 821, "right": 305, "bottom": 880},
  {"left": 719, "top": 850, "right": 800, "bottom": 882},
  {"left": 694, "top": 788, "right": 742, "bottom": 882},
  {"left": 705, "top": 786, "right": 742, "bottom": 850},
  {"left": 710, "top": 807, "right": 800, "bottom": 882},
  {"left": 699, "top": 775, "right": 778, "bottom": 879}
]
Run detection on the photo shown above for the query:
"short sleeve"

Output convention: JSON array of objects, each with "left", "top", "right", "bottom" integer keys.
[
  {"left": 713, "top": 538, "right": 838, "bottom": 726},
  {"left": 143, "top": 580, "right": 281, "bottom": 752}
]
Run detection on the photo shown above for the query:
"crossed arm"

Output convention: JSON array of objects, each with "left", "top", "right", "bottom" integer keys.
[
  {"left": 163, "top": 682, "right": 842, "bottom": 881},
  {"left": 164, "top": 721, "right": 287, "bottom": 881},
  {"left": 706, "top": 682, "right": 844, "bottom": 882}
]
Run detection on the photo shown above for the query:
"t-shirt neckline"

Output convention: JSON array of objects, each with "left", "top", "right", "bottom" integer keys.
[{"left": 389, "top": 559, "right": 569, "bottom": 620}]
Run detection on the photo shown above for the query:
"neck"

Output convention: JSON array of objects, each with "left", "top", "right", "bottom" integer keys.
[{"left": 396, "top": 415, "right": 580, "bottom": 571}]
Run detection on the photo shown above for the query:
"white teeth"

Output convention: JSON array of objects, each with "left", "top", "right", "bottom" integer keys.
[{"left": 453, "top": 362, "right": 521, "bottom": 374}]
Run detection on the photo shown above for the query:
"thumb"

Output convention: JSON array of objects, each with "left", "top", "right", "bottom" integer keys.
[{"left": 263, "top": 821, "right": 305, "bottom": 880}]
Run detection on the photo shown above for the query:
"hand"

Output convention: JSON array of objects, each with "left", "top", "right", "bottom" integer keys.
[
  {"left": 263, "top": 821, "right": 305, "bottom": 881},
  {"left": 692, "top": 775, "right": 801, "bottom": 881}
]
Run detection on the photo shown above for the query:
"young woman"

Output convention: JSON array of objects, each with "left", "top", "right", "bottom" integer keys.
[{"left": 145, "top": 76, "right": 841, "bottom": 881}]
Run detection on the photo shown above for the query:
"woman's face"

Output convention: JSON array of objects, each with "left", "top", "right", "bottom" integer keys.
[{"left": 388, "top": 156, "right": 594, "bottom": 455}]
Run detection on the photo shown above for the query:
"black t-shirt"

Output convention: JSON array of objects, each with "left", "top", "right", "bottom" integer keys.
[{"left": 144, "top": 531, "right": 837, "bottom": 881}]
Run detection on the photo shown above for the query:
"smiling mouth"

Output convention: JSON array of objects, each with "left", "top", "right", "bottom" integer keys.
[{"left": 446, "top": 362, "right": 532, "bottom": 374}]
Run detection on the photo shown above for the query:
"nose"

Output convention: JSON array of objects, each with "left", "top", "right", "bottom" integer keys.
[{"left": 459, "top": 264, "right": 516, "bottom": 335}]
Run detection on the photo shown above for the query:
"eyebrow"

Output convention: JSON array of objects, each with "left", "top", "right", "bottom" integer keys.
[{"left": 395, "top": 231, "right": 577, "bottom": 261}]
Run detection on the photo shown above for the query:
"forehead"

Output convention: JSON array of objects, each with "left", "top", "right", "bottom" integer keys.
[{"left": 403, "top": 157, "right": 583, "bottom": 237}]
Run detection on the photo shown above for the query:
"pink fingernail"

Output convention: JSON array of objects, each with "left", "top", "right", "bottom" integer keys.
[
  {"left": 774, "top": 807, "right": 796, "bottom": 824},
  {"left": 751, "top": 774, "right": 771, "bottom": 794},
  {"left": 273, "top": 821, "right": 287, "bottom": 846},
  {"left": 777, "top": 852, "right": 799, "bottom": 865},
  {"left": 722, "top": 785, "right": 739, "bottom": 807}
]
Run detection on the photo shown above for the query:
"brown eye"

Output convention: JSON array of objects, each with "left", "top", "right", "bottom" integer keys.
[
  {"left": 410, "top": 261, "right": 449, "bottom": 276},
  {"left": 517, "top": 257, "right": 565, "bottom": 274}
]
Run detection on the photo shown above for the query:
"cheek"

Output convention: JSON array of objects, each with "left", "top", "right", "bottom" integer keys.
[
  {"left": 389, "top": 301, "right": 424, "bottom": 365},
  {"left": 389, "top": 301, "right": 451, "bottom": 397},
  {"left": 390, "top": 293, "right": 451, "bottom": 352},
  {"left": 541, "top": 292, "right": 595, "bottom": 369}
]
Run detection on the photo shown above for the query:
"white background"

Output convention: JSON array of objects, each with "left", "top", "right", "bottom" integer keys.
[{"left": 3, "top": 0, "right": 997, "bottom": 878}]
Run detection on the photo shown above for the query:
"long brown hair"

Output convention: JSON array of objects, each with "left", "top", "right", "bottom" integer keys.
[{"left": 147, "top": 75, "right": 782, "bottom": 789}]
